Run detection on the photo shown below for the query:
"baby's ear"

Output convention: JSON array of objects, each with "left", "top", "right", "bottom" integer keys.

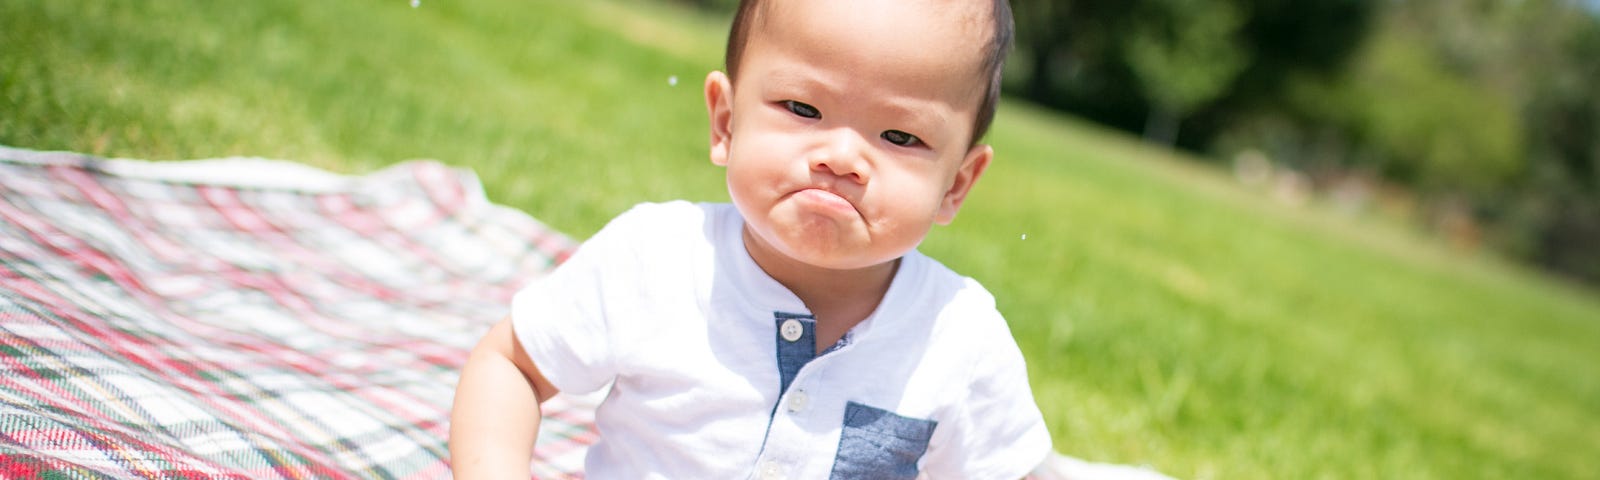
[
  {"left": 705, "top": 71, "right": 735, "bottom": 167},
  {"left": 935, "top": 144, "right": 992, "bottom": 225}
]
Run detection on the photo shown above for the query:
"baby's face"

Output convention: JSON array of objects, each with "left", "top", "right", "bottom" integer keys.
[{"left": 708, "top": 0, "right": 994, "bottom": 271}]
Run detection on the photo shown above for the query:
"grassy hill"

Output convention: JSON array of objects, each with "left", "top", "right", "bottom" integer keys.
[{"left": 4, "top": 0, "right": 1598, "bottom": 478}]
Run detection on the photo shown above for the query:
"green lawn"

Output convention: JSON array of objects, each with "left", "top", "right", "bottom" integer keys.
[{"left": 4, "top": 0, "right": 1598, "bottom": 478}]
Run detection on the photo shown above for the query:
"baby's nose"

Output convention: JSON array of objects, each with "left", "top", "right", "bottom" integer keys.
[{"left": 809, "top": 130, "right": 870, "bottom": 183}]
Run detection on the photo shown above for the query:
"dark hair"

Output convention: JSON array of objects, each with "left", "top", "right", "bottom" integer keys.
[{"left": 723, "top": 0, "right": 1015, "bottom": 146}]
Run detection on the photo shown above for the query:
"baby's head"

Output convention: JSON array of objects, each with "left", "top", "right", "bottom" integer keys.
[
  {"left": 725, "top": 0, "right": 1013, "bottom": 146},
  {"left": 704, "top": 0, "right": 1014, "bottom": 272}
]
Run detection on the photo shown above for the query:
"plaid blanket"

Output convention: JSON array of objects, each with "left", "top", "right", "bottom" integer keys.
[
  {"left": 0, "top": 146, "right": 1176, "bottom": 480},
  {"left": 0, "top": 146, "right": 596, "bottom": 479}
]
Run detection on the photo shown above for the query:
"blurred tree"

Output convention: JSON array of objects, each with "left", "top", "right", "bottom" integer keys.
[
  {"left": 1284, "top": 28, "right": 1525, "bottom": 192},
  {"left": 1124, "top": 0, "right": 1248, "bottom": 145},
  {"left": 1009, "top": 0, "right": 1377, "bottom": 148},
  {"left": 1504, "top": 0, "right": 1600, "bottom": 281},
  {"left": 1010, "top": 0, "right": 1145, "bottom": 130}
]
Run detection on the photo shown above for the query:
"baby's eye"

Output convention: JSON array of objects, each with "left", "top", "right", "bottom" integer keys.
[
  {"left": 881, "top": 130, "right": 922, "bottom": 147},
  {"left": 783, "top": 100, "right": 820, "bottom": 119}
]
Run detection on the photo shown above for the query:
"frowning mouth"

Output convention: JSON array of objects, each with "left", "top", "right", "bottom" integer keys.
[{"left": 789, "top": 187, "right": 859, "bottom": 217}]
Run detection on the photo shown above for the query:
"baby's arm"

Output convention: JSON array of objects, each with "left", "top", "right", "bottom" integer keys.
[{"left": 450, "top": 316, "right": 560, "bottom": 479}]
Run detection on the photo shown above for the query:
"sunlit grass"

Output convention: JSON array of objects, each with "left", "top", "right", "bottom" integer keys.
[{"left": 4, "top": 0, "right": 1598, "bottom": 478}]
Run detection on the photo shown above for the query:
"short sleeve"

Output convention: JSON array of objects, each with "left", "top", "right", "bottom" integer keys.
[
  {"left": 509, "top": 204, "right": 650, "bottom": 395},
  {"left": 920, "top": 310, "right": 1053, "bottom": 478}
]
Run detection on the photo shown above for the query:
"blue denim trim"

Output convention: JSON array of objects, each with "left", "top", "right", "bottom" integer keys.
[
  {"left": 829, "top": 402, "right": 937, "bottom": 479},
  {"left": 773, "top": 312, "right": 816, "bottom": 395},
  {"left": 754, "top": 312, "right": 818, "bottom": 465}
]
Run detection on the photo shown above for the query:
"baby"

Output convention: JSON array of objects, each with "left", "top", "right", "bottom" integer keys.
[{"left": 450, "top": 0, "right": 1051, "bottom": 477}]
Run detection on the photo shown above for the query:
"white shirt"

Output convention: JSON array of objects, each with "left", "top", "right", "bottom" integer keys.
[{"left": 512, "top": 201, "right": 1051, "bottom": 479}]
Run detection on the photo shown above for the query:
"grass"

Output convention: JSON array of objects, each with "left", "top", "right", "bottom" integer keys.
[{"left": 4, "top": 0, "right": 1598, "bottom": 478}]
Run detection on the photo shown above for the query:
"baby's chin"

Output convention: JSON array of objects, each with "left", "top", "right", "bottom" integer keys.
[{"left": 762, "top": 227, "right": 906, "bottom": 272}]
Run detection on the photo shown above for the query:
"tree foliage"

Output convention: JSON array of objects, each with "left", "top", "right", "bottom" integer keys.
[
  {"left": 1008, "top": 0, "right": 1600, "bottom": 285},
  {"left": 1124, "top": 0, "right": 1248, "bottom": 144},
  {"left": 1010, "top": 0, "right": 1377, "bottom": 146}
]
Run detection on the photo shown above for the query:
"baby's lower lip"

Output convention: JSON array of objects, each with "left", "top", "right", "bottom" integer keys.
[{"left": 792, "top": 188, "right": 857, "bottom": 215}]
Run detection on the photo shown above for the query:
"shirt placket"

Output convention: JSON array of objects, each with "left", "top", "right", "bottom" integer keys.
[{"left": 753, "top": 311, "right": 852, "bottom": 480}]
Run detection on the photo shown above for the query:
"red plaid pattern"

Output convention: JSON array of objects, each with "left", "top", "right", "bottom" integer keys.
[{"left": 0, "top": 146, "right": 593, "bottom": 479}]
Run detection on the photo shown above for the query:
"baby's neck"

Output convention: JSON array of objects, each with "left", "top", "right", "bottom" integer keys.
[{"left": 742, "top": 228, "right": 898, "bottom": 353}]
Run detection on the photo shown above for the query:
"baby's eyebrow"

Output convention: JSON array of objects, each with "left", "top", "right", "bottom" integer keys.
[
  {"left": 763, "top": 69, "right": 839, "bottom": 97},
  {"left": 872, "top": 98, "right": 946, "bottom": 132}
]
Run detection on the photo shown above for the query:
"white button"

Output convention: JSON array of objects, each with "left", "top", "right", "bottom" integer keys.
[
  {"left": 780, "top": 319, "right": 803, "bottom": 342},
  {"left": 786, "top": 390, "right": 809, "bottom": 413},
  {"left": 759, "top": 460, "right": 785, "bottom": 480}
]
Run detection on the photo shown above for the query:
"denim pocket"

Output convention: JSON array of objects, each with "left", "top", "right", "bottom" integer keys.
[{"left": 828, "top": 401, "right": 937, "bottom": 480}]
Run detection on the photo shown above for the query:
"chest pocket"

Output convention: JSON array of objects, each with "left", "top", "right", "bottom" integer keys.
[{"left": 829, "top": 401, "right": 937, "bottom": 480}]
